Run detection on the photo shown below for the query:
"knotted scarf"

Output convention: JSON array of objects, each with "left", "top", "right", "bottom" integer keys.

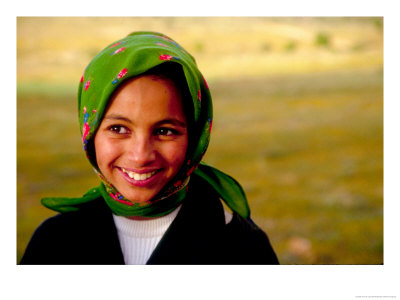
[{"left": 42, "top": 31, "right": 250, "bottom": 219}]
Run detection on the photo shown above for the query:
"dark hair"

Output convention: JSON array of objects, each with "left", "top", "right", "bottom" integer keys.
[{"left": 142, "top": 62, "right": 194, "bottom": 129}]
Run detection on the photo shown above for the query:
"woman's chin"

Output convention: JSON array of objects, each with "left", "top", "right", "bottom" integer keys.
[{"left": 123, "top": 191, "right": 158, "bottom": 204}]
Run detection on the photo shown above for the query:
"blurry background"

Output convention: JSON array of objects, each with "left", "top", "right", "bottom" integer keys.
[{"left": 17, "top": 17, "right": 383, "bottom": 264}]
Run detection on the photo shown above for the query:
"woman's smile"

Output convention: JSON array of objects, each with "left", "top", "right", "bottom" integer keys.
[
  {"left": 120, "top": 167, "right": 158, "bottom": 181},
  {"left": 94, "top": 74, "right": 188, "bottom": 203},
  {"left": 117, "top": 166, "right": 162, "bottom": 188}
]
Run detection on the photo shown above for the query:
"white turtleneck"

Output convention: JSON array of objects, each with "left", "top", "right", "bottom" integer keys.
[
  {"left": 112, "top": 206, "right": 233, "bottom": 265},
  {"left": 112, "top": 206, "right": 181, "bottom": 265}
]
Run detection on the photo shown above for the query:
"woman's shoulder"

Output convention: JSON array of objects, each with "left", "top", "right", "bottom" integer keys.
[
  {"left": 221, "top": 212, "right": 279, "bottom": 264},
  {"left": 173, "top": 175, "right": 279, "bottom": 264},
  {"left": 30, "top": 197, "right": 112, "bottom": 234},
  {"left": 20, "top": 198, "right": 124, "bottom": 265}
]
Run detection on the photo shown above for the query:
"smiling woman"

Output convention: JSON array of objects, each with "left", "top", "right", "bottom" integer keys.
[
  {"left": 19, "top": 31, "right": 279, "bottom": 265},
  {"left": 94, "top": 74, "right": 189, "bottom": 205}
]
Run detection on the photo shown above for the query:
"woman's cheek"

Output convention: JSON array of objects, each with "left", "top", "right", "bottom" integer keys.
[
  {"left": 96, "top": 135, "right": 121, "bottom": 168},
  {"left": 167, "top": 138, "right": 188, "bottom": 167}
]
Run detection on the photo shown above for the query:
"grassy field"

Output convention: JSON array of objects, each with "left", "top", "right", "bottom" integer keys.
[{"left": 17, "top": 17, "right": 383, "bottom": 264}]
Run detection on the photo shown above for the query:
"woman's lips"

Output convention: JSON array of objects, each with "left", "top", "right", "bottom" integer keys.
[
  {"left": 121, "top": 167, "right": 157, "bottom": 180},
  {"left": 117, "top": 167, "right": 162, "bottom": 187}
]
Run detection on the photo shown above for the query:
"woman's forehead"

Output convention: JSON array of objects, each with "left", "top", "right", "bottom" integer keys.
[{"left": 105, "top": 75, "right": 187, "bottom": 123}]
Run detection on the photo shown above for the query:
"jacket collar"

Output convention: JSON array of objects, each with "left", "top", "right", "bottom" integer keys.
[{"left": 147, "top": 175, "right": 226, "bottom": 264}]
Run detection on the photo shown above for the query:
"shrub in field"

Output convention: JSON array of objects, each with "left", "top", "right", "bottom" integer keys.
[{"left": 315, "top": 32, "right": 331, "bottom": 47}]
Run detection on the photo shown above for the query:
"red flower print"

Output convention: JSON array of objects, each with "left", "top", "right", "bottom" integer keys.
[
  {"left": 156, "top": 43, "right": 168, "bottom": 47},
  {"left": 203, "top": 76, "right": 209, "bottom": 89},
  {"left": 111, "top": 47, "right": 126, "bottom": 55},
  {"left": 198, "top": 90, "right": 201, "bottom": 101},
  {"left": 186, "top": 165, "right": 196, "bottom": 176},
  {"left": 159, "top": 54, "right": 173, "bottom": 61},
  {"left": 117, "top": 68, "right": 128, "bottom": 79},
  {"left": 174, "top": 180, "right": 183, "bottom": 188},
  {"left": 82, "top": 122, "right": 90, "bottom": 143},
  {"left": 80, "top": 75, "right": 84, "bottom": 83},
  {"left": 84, "top": 80, "right": 91, "bottom": 91},
  {"left": 160, "top": 36, "right": 171, "bottom": 41},
  {"left": 110, "top": 193, "right": 133, "bottom": 206},
  {"left": 110, "top": 42, "right": 121, "bottom": 48},
  {"left": 209, "top": 120, "right": 213, "bottom": 133}
]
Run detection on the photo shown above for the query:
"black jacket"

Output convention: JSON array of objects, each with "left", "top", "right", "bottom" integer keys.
[{"left": 20, "top": 176, "right": 279, "bottom": 265}]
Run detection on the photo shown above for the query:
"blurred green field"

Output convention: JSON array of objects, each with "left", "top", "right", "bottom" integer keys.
[
  {"left": 17, "top": 17, "right": 383, "bottom": 264},
  {"left": 209, "top": 69, "right": 383, "bottom": 264}
]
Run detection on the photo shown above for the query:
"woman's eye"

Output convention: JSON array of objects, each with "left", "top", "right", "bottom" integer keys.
[
  {"left": 156, "top": 128, "right": 176, "bottom": 136},
  {"left": 109, "top": 125, "right": 129, "bottom": 134}
]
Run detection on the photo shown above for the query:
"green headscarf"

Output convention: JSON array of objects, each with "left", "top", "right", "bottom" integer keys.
[{"left": 42, "top": 31, "right": 250, "bottom": 219}]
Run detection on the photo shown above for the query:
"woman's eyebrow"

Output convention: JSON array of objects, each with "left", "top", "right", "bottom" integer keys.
[
  {"left": 104, "top": 114, "right": 186, "bottom": 128},
  {"left": 104, "top": 114, "right": 133, "bottom": 124},
  {"left": 155, "top": 119, "right": 187, "bottom": 128}
]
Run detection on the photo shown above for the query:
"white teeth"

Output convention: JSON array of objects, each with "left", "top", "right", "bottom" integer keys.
[{"left": 122, "top": 168, "right": 156, "bottom": 181}]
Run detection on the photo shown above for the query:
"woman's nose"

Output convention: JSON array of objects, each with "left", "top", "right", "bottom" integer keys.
[{"left": 126, "top": 134, "right": 156, "bottom": 166}]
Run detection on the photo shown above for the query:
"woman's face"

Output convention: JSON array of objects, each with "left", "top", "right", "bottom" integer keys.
[{"left": 94, "top": 75, "right": 189, "bottom": 203}]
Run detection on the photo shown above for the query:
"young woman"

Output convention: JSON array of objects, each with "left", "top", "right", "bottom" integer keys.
[{"left": 20, "top": 31, "right": 279, "bottom": 265}]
